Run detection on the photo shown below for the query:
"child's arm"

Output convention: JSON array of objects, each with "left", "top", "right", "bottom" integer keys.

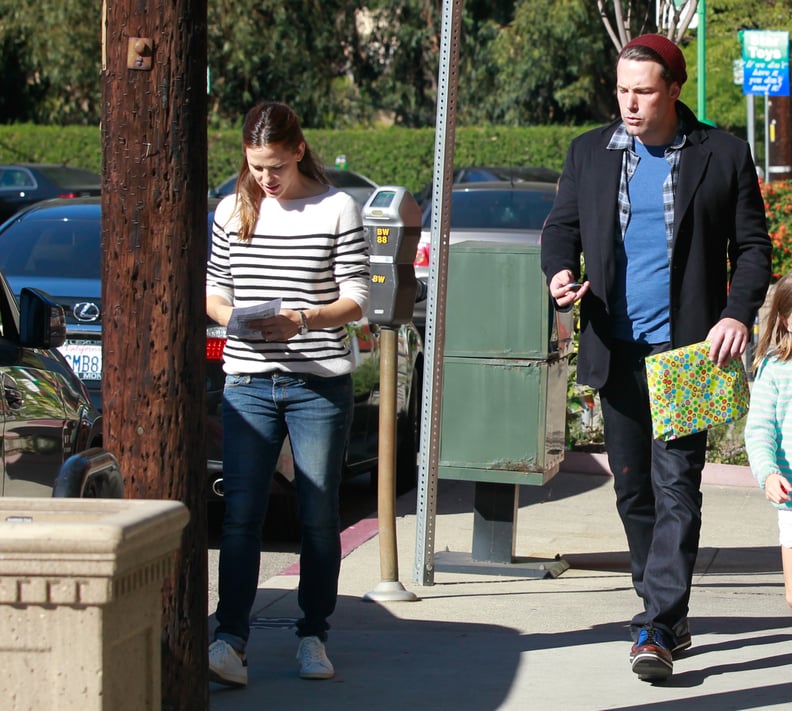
[{"left": 745, "top": 359, "right": 783, "bottom": 493}]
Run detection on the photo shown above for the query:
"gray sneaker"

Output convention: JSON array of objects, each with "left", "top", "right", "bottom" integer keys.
[
  {"left": 209, "top": 639, "right": 248, "bottom": 687},
  {"left": 296, "top": 636, "right": 335, "bottom": 679}
]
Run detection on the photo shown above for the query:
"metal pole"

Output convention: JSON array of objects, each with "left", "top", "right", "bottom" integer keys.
[
  {"left": 413, "top": 0, "right": 464, "bottom": 587},
  {"left": 364, "top": 326, "right": 417, "bottom": 602},
  {"left": 747, "top": 94, "right": 756, "bottom": 166},
  {"left": 766, "top": 91, "right": 770, "bottom": 181}
]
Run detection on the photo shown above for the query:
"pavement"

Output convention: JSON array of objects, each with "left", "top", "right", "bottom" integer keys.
[{"left": 209, "top": 456, "right": 792, "bottom": 710}]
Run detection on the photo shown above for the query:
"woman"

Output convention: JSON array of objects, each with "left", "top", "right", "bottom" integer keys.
[{"left": 206, "top": 101, "right": 369, "bottom": 687}]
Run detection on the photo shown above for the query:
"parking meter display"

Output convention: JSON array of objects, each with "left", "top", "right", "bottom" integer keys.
[{"left": 369, "top": 190, "right": 396, "bottom": 209}]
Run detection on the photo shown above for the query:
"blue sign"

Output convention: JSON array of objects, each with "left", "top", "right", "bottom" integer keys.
[{"left": 741, "top": 30, "right": 790, "bottom": 97}]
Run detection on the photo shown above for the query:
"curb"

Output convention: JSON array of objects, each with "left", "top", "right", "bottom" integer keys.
[
  {"left": 278, "top": 517, "right": 380, "bottom": 577},
  {"left": 560, "top": 450, "right": 756, "bottom": 488}
]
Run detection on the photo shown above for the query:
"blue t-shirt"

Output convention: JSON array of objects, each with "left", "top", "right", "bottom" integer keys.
[{"left": 611, "top": 140, "right": 671, "bottom": 343}]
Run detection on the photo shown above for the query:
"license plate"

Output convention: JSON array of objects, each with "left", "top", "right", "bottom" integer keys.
[{"left": 58, "top": 341, "right": 102, "bottom": 381}]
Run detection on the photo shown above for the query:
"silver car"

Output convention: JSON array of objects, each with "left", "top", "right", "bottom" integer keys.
[
  {"left": 209, "top": 167, "right": 378, "bottom": 209},
  {"left": 412, "top": 180, "right": 558, "bottom": 330}
]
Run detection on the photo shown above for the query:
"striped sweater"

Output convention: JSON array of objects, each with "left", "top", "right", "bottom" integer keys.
[
  {"left": 744, "top": 353, "right": 792, "bottom": 509},
  {"left": 206, "top": 186, "right": 370, "bottom": 377}
]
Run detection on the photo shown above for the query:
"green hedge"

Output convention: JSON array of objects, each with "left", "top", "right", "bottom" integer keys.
[{"left": 0, "top": 123, "right": 593, "bottom": 194}]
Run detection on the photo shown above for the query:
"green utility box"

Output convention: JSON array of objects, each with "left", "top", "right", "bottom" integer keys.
[
  {"left": 438, "top": 241, "right": 573, "bottom": 486},
  {"left": 439, "top": 356, "right": 567, "bottom": 484},
  {"left": 443, "top": 241, "right": 574, "bottom": 360}
]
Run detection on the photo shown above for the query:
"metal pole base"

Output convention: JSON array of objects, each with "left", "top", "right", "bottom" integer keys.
[
  {"left": 434, "top": 551, "right": 570, "bottom": 579},
  {"left": 363, "top": 581, "right": 419, "bottom": 603}
]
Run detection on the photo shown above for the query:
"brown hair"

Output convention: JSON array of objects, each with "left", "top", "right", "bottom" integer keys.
[
  {"left": 233, "top": 102, "right": 327, "bottom": 242},
  {"left": 753, "top": 272, "right": 792, "bottom": 369}
]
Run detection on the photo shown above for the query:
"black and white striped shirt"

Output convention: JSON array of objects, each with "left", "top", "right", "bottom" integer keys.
[{"left": 206, "top": 186, "right": 370, "bottom": 376}]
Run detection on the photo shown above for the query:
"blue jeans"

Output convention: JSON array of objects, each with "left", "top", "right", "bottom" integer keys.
[
  {"left": 599, "top": 341, "right": 707, "bottom": 644},
  {"left": 214, "top": 371, "right": 353, "bottom": 652}
]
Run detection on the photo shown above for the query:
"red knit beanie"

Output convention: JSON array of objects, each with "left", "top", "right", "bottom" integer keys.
[{"left": 620, "top": 34, "right": 687, "bottom": 86}]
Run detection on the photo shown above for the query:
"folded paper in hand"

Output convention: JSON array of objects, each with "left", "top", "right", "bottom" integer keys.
[
  {"left": 227, "top": 299, "right": 282, "bottom": 338},
  {"left": 645, "top": 340, "right": 750, "bottom": 441}
]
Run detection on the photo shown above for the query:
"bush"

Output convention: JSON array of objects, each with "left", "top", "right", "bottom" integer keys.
[
  {"left": 0, "top": 123, "right": 592, "bottom": 194},
  {"left": 761, "top": 178, "right": 792, "bottom": 282}
]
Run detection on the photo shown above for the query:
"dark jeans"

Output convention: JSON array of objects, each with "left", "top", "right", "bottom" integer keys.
[
  {"left": 599, "top": 340, "right": 707, "bottom": 643},
  {"left": 214, "top": 372, "right": 353, "bottom": 652}
]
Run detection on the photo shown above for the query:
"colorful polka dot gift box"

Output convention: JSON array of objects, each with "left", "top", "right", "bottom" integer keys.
[{"left": 645, "top": 340, "right": 750, "bottom": 441}]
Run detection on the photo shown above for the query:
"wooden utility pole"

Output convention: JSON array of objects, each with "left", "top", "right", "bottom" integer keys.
[
  {"left": 768, "top": 95, "right": 792, "bottom": 182},
  {"left": 101, "top": 2, "right": 209, "bottom": 709}
]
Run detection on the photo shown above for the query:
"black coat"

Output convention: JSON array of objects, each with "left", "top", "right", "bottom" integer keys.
[{"left": 541, "top": 102, "right": 772, "bottom": 389}]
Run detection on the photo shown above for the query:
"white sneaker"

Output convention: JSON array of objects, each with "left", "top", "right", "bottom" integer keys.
[
  {"left": 209, "top": 639, "right": 248, "bottom": 687},
  {"left": 296, "top": 636, "right": 335, "bottom": 679}
]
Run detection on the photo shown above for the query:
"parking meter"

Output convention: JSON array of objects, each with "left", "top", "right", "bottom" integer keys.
[
  {"left": 361, "top": 186, "right": 422, "bottom": 603},
  {"left": 362, "top": 186, "right": 422, "bottom": 326}
]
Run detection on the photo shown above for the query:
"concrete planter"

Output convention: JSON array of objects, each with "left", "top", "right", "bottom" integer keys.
[{"left": 0, "top": 498, "right": 189, "bottom": 710}]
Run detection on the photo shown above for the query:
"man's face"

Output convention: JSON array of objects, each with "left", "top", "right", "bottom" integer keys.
[{"left": 616, "top": 58, "right": 681, "bottom": 146}]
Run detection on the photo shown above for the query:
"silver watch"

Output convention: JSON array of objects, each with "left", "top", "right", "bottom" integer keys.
[{"left": 298, "top": 311, "right": 309, "bottom": 335}]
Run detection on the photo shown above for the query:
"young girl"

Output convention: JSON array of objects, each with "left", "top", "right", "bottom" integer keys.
[{"left": 745, "top": 271, "right": 792, "bottom": 610}]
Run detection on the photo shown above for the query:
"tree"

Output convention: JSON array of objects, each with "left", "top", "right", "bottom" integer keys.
[
  {"left": 348, "top": 0, "right": 443, "bottom": 127},
  {"left": 0, "top": 31, "right": 40, "bottom": 124},
  {"left": 596, "top": 0, "right": 694, "bottom": 50},
  {"left": 676, "top": 0, "right": 792, "bottom": 133},
  {"left": 0, "top": 0, "right": 102, "bottom": 124},
  {"left": 207, "top": 0, "right": 361, "bottom": 127},
  {"left": 489, "top": 0, "right": 617, "bottom": 125}
]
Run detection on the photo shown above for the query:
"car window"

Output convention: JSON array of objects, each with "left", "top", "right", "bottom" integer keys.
[
  {"left": 0, "top": 168, "right": 35, "bottom": 190},
  {"left": 325, "top": 169, "right": 374, "bottom": 189},
  {"left": 36, "top": 166, "right": 101, "bottom": 188},
  {"left": 422, "top": 190, "right": 555, "bottom": 231},
  {"left": 0, "top": 218, "right": 102, "bottom": 279},
  {"left": 214, "top": 175, "right": 237, "bottom": 197},
  {"left": 458, "top": 168, "right": 499, "bottom": 183}
]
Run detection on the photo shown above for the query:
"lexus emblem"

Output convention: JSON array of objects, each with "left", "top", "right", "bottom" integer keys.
[{"left": 73, "top": 302, "right": 101, "bottom": 323}]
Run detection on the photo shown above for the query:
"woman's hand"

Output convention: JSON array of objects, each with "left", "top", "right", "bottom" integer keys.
[{"left": 258, "top": 310, "right": 304, "bottom": 341}]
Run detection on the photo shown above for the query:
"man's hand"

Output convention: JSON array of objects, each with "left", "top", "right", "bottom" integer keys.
[
  {"left": 706, "top": 317, "right": 749, "bottom": 367},
  {"left": 549, "top": 269, "right": 589, "bottom": 308}
]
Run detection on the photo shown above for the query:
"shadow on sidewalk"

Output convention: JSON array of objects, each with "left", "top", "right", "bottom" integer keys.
[
  {"left": 564, "top": 545, "right": 783, "bottom": 575},
  {"left": 210, "top": 598, "right": 792, "bottom": 710},
  {"left": 210, "top": 593, "right": 526, "bottom": 709}
]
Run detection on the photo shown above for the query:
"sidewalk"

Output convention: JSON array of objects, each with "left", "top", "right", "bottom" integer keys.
[{"left": 209, "top": 463, "right": 792, "bottom": 710}]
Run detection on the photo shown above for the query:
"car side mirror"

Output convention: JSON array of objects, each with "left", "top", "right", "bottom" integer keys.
[{"left": 19, "top": 287, "right": 67, "bottom": 349}]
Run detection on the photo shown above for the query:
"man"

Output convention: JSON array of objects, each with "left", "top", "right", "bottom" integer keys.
[{"left": 541, "top": 34, "right": 771, "bottom": 682}]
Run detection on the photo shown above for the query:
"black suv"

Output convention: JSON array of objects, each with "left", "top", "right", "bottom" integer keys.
[
  {"left": 0, "top": 198, "right": 423, "bottom": 506},
  {"left": 0, "top": 272, "right": 102, "bottom": 495}
]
